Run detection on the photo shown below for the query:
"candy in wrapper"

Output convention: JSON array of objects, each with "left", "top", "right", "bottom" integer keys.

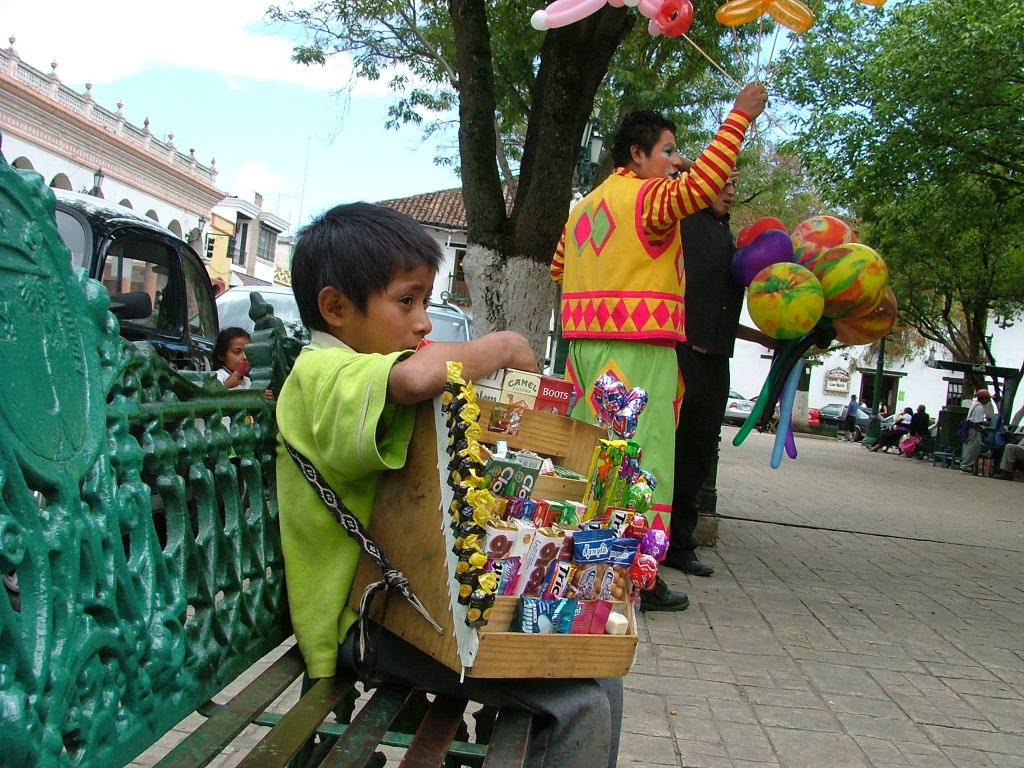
[
  {"left": 512, "top": 597, "right": 577, "bottom": 634},
  {"left": 483, "top": 517, "right": 534, "bottom": 560},
  {"left": 466, "top": 588, "right": 496, "bottom": 627},
  {"left": 492, "top": 556, "right": 521, "bottom": 596},
  {"left": 515, "top": 526, "right": 565, "bottom": 597},
  {"left": 594, "top": 564, "right": 617, "bottom": 600},
  {"left": 608, "top": 538, "right": 640, "bottom": 567},
  {"left": 629, "top": 553, "right": 659, "bottom": 590},
  {"left": 572, "top": 529, "right": 615, "bottom": 563},
  {"left": 570, "top": 599, "right": 615, "bottom": 634},
  {"left": 541, "top": 560, "right": 577, "bottom": 599},
  {"left": 457, "top": 567, "right": 484, "bottom": 604},
  {"left": 640, "top": 529, "right": 669, "bottom": 561},
  {"left": 626, "top": 512, "right": 649, "bottom": 539}
]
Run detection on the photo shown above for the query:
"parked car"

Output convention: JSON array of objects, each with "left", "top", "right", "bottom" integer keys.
[
  {"left": 216, "top": 284, "right": 474, "bottom": 342},
  {"left": 54, "top": 190, "right": 218, "bottom": 370},
  {"left": 723, "top": 389, "right": 754, "bottom": 426},
  {"left": 817, "top": 402, "right": 892, "bottom": 441}
]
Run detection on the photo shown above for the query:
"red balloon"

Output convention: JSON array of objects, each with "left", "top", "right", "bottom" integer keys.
[
  {"left": 655, "top": 0, "right": 694, "bottom": 36},
  {"left": 737, "top": 216, "right": 786, "bottom": 249}
]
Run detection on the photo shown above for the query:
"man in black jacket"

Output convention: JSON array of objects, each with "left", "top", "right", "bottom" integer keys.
[{"left": 663, "top": 170, "right": 775, "bottom": 576}]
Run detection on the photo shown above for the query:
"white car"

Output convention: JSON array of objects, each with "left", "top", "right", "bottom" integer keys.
[
  {"left": 723, "top": 389, "right": 754, "bottom": 426},
  {"left": 216, "top": 285, "right": 474, "bottom": 342}
]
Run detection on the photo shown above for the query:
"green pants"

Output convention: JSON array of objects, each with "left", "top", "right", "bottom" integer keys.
[{"left": 565, "top": 339, "right": 681, "bottom": 538}]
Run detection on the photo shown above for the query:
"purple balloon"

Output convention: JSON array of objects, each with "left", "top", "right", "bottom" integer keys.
[{"left": 730, "top": 229, "right": 795, "bottom": 286}]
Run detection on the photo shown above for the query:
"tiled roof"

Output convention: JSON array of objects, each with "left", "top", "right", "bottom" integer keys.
[{"left": 377, "top": 187, "right": 467, "bottom": 230}]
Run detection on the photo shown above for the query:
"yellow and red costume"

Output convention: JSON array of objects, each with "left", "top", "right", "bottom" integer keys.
[{"left": 551, "top": 109, "right": 751, "bottom": 536}]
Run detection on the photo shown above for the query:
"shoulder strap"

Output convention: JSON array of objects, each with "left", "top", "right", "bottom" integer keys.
[{"left": 283, "top": 440, "right": 443, "bottom": 661}]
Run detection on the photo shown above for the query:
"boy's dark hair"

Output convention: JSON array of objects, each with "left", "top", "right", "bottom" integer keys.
[
  {"left": 213, "top": 326, "right": 250, "bottom": 367},
  {"left": 291, "top": 202, "right": 443, "bottom": 333},
  {"left": 610, "top": 111, "right": 677, "bottom": 168}
]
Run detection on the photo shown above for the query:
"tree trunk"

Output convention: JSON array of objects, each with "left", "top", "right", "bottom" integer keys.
[
  {"left": 462, "top": 245, "right": 558, "bottom": 365},
  {"left": 449, "top": 2, "right": 634, "bottom": 364}
]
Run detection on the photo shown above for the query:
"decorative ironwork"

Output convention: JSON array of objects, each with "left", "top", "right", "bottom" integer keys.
[{"left": 0, "top": 154, "right": 291, "bottom": 768}]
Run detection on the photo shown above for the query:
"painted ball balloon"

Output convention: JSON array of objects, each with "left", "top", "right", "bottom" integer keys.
[
  {"left": 809, "top": 243, "right": 889, "bottom": 319},
  {"left": 736, "top": 216, "right": 787, "bottom": 249},
  {"left": 791, "top": 215, "right": 856, "bottom": 271},
  {"left": 730, "top": 229, "right": 795, "bottom": 286},
  {"left": 746, "top": 262, "right": 825, "bottom": 340},
  {"left": 832, "top": 288, "right": 897, "bottom": 344}
]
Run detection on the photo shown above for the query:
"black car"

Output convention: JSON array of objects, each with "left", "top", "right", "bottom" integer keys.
[
  {"left": 817, "top": 401, "right": 875, "bottom": 441},
  {"left": 54, "top": 190, "right": 218, "bottom": 370}
]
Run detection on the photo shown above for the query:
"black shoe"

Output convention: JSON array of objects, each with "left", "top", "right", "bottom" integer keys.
[
  {"left": 662, "top": 548, "right": 715, "bottom": 577},
  {"left": 994, "top": 469, "right": 1014, "bottom": 481},
  {"left": 639, "top": 577, "right": 689, "bottom": 612}
]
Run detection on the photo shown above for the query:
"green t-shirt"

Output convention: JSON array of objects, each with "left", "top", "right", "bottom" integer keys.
[{"left": 276, "top": 336, "right": 414, "bottom": 678}]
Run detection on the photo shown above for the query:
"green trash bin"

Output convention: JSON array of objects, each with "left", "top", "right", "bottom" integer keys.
[{"left": 938, "top": 405, "right": 968, "bottom": 448}]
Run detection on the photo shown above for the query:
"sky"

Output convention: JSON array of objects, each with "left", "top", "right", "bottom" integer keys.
[{"left": 3, "top": 0, "right": 464, "bottom": 231}]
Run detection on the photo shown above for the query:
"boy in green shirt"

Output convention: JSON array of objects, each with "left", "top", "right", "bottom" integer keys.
[{"left": 276, "top": 202, "right": 622, "bottom": 768}]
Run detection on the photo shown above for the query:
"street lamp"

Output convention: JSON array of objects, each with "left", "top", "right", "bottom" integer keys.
[
  {"left": 575, "top": 117, "right": 604, "bottom": 194},
  {"left": 553, "top": 117, "right": 604, "bottom": 375},
  {"left": 862, "top": 335, "right": 888, "bottom": 447},
  {"left": 90, "top": 168, "right": 105, "bottom": 197}
]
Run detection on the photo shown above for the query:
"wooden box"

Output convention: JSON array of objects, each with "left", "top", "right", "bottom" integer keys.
[{"left": 350, "top": 398, "right": 638, "bottom": 678}]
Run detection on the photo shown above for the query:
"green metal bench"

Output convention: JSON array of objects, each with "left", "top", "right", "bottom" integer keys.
[{"left": 0, "top": 154, "right": 530, "bottom": 767}]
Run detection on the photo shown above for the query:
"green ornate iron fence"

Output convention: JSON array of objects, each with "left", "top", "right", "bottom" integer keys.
[{"left": 0, "top": 154, "right": 292, "bottom": 768}]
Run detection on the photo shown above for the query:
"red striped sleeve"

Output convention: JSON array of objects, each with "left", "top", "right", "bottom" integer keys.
[
  {"left": 550, "top": 228, "right": 567, "bottom": 283},
  {"left": 639, "top": 108, "right": 750, "bottom": 231}
]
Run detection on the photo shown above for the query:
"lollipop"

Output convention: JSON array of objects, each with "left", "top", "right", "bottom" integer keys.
[
  {"left": 629, "top": 553, "right": 659, "bottom": 590},
  {"left": 640, "top": 529, "right": 669, "bottom": 561}
]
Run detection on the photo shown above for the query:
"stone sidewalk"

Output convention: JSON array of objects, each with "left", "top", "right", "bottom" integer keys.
[
  {"left": 136, "top": 429, "right": 1024, "bottom": 767},
  {"left": 620, "top": 428, "right": 1024, "bottom": 767}
]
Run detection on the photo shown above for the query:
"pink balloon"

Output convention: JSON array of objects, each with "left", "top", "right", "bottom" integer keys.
[
  {"left": 636, "top": 0, "right": 662, "bottom": 17},
  {"left": 531, "top": 0, "right": 609, "bottom": 30}
]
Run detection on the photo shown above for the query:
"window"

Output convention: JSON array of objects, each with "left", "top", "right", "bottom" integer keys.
[
  {"left": 101, "top": 239, "right": 177, "bottom": 332},
  {"left": 257, "top": 225, "right": 278, "bottom": 263},
  {"left": 448, "top": 247, "right": 471, "bottom": 306},
  {"left": 183, "top": 256, "right": 217, "bottom": 342},
  {"left": 55, "top": 211, "right": 89, "bottom": 269},
  {"left": 946, "top": 380, "right": 964, "bottom": 407},
  {"left": 229, "top": 220, "right": 249, "bottom": 266}
]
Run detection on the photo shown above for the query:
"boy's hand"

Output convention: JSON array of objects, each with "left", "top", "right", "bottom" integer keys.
[
  {"left": 733, "top": 83, "right": 768, "bottom": 119},
  {"left": 492, "top": 330, "right": 539, "bottom": 374}
]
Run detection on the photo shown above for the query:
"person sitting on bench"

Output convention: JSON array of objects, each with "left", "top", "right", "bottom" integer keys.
[{"left": 275, "top": 202, "right": 623, "bottom": 768}]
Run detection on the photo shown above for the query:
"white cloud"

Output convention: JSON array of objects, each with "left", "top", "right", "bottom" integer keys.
[
  {"left": 2, "top": 0, "right": 391, "bottom": 95},
  {"left": 228, "top": 159, "right": 293, "bottom": 200}
]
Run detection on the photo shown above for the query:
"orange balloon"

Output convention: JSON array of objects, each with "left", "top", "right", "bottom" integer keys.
[
  {"left": 716, "top": 0, "right": 770, "bottom": 27},
  {"left": 832, "top": 288, "right": 897, "bottom": 345},
  {"left": 856, "top": 0, "right": 886, "bottom": 5},
  {"left": 767, "top": 0, "right": 814, "bottom": 33}
]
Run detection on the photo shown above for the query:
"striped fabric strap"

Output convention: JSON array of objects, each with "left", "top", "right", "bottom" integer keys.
[{"left": 284, "top": 441, "right": 443, "bottom": 661}]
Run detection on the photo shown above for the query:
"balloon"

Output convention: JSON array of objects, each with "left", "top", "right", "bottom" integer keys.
[
  {"left": 736, "top": 216, "right": 786, "bottom": 248},
  {"left": 832, "top": 288, "right": 897, "bottom": 344},
  {"left": 808, "top": 242, "right": 888, "bottom": 319},
  {"left": 855, "top": 0, "right": 886, "bottom": 5},
  {"left": 791, "top": 215, "right": 856, "bottom": 271},
  {"left": 531, "top": 0, "right": 610, "bottom": 30},
  {"left": 767, "top": 0, "right": 814, "bottom": 33},
  {"left": 653, "top": 0, "right": 694, "bottom": 36},
  {"left": 730, "top": 229, "right": 795, "bottom": 287},
  {"left": 715, "top": 0, "right": 769, "bottom": 27},
  {"left": 590, "top": 373, "right": 648, "bottom": 439},
  {"left": 636, "top": 0, "right": 663, "bottom": 17},
  {"left": 715, "top": 0, "right": 814, "bottom": 32},
  {"left": 770, "top": 355, "right": 804, "bottom": 469},
  {"left": 746, "top": 262, "right": 824, "bottom": 340}
]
